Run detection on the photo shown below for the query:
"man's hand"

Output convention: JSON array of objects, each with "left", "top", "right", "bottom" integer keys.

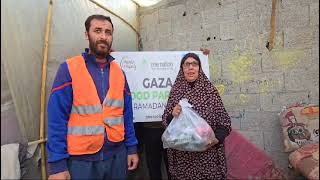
[
  {"left": 172, "top": 104, "right": 182, "bottom": 117},
  {"left": 48, "top": 171, "right": 71, "bottom": 180},
  {"left": 128, "top": 153, "right": 139, "bottom": 170},
  {"left": 200, "top": 48, "right": 210, "bottom": 55}
]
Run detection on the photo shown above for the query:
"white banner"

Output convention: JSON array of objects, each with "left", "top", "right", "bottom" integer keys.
[{"left": 111, "top": 51, "right": 210, "bottom": 122}]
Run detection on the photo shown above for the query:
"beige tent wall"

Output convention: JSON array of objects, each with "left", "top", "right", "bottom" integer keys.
[
  {"left": 2, "top": 0, "right": 138, "bottom": 144},
  {"left": 1, "top": 0, "right": 138, "bottom": 178},
  {"left": 1, "top": 0, "right": 48, "bottom": 143}
]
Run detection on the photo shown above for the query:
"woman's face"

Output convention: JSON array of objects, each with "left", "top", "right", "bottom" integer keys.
[{"left": 182, "top": 57, "right": 200, "bottom": 82}]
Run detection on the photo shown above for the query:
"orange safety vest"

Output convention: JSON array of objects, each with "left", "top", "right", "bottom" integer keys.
[{"left": 66, "top": 55, "right": 125, "bottom": 155}]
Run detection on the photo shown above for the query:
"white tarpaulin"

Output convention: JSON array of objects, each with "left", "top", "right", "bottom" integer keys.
[{"left": 111, "top": 51, "right": 209, "bottom": 122}]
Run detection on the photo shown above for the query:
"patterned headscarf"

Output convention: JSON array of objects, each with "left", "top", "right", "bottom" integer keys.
[{"left": 162, "top": 53, "right": 231, "bottom": 132}]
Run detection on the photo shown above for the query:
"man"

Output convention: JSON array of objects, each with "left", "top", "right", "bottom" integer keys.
[{"left": 47, "top": 14, "right": 139, "bottom": 180}]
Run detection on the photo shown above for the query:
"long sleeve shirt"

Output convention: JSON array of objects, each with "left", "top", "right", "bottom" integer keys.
[{"left": 46, "top": 49, "right": 138, "bottom": 175}]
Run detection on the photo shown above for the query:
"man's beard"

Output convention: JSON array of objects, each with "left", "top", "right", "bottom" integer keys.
[{"left": 89, "top": 38, "right": 112, "bottom": 59}]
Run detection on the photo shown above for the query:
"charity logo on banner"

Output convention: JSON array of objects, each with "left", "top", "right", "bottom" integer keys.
[{"left": 111, "top": 51, "right": 210, "bottom": 122}]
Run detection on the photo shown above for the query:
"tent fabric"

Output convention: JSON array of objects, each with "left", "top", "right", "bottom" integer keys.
[
  {"left": 1, "top": 0, "right": 138, "bottom": 178},
  {"left": 1, "top": 0, "right": 138, "bottom": 144}
]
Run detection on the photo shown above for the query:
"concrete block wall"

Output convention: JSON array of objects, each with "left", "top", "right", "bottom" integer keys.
[{"left": 138, "top": 0, "right": 319, "bottom": 177}]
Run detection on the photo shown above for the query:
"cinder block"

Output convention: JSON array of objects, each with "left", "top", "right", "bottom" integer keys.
[
  {"left": 241, "top": 110, "right": 280, "bottom": 131},
  {"left": 222, "top": 93, "right": 260, "bottom": 111},
  {"left": 281, "top": 4, "right": 309, "bottom": 29},
  {"left": 140, "top": 11, "right": 159, "bottom": 29},
  {"left": 158, "top": 21, "right": 172, "bottom": 37},
  {"left": 264, "top": 129, "right": 285, "bottom": 152},
  {"left": 239, "top": 72, "right": 284, "bottom": 94},
  {"left": 310, "top": 3, "right": 319, "bottom": 26},
  {"left": 284, "top": 27, "right": 316, "bottom": 49},
  {"left": 159, "top": 34, "right": 187, "bottom": 50},
  {"left": 308, "top": 87, "right": 319, "bottom": 105},
  {"left": 221, "top": 52, "right": 262, "bottom": 84},
  {"left": 228, "top": 111, "right": 244, "bottom": 130},
  {"left": 284, "top": 69, "right": 319, "bottom": 91},
  {"left": 260, "top": 91, "right": 309, "bottom": 111},
  {"left": 142, "top": 40, "right": 160, "bottom": 51},
  {"left": 146, "top": 24, "right": 159, "bottom": 41},
  {"left": 238, "top": 130, "right": 265, "bottom": 150},
  {"left": 241, "top": 111, "right": 263, "bottom": 131},
  {"left": 202, "top": 23, "right": 221, "bottom": 43},
  {"left": 220, "top": 20, "right": 236, "bottom": 40},
  {"left": 261, "top": 48, "right": 312, "bottom": 72},
  {"left": 159, "top": 8, "right": 170, "bottom": 23},
  {"left": 168, "top": 4, "right": 186, "bottom": 22},
  {"left": 236, "top": 15, "right": 261, "bottom": 39},
  {"left": 172, "top": 17, "right": 189, "bottom": 34}
]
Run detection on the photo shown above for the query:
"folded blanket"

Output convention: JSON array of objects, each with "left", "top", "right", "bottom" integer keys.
[{"left": 225, "top": 130, "right": 287, "bottom": 179}]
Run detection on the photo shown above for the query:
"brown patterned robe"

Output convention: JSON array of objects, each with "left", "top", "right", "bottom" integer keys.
[{"left": 162, "top": 67, "right": 231, "bottom": 179}]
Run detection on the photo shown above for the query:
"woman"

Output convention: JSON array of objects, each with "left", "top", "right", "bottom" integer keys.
[{"left": 162, "top": 52, "right": 231, "bottom": 179}]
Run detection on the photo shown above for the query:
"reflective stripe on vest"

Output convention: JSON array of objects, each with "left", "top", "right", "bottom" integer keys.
[
  {"left": 66, "top": 55, "right": 125, "bottom": 155},
  {"left": 68, "top": 126, "right": 104, "bottom": 135},
  {"left": 104, "top": 117, "right": 124, "bottom": 126},
  {"left": 71, "top": 105, "right": 102, "bottom": 115}
]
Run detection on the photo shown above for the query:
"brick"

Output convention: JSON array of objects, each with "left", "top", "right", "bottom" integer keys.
[
  {"left": 238, "top": 130, "right": 265, "bottom": 150},
  {"left": 263, "top": 129, "right": 285, "bottom": 152},
  {"left": 260, "top": 91, "right": 309, "bottom": 111}
]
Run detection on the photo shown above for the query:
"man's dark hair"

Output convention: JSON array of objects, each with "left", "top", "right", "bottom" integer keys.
[
  {"left": 180, "top": 52, "right": 202, "bottom": 69},
  {"left": 85, "top": 14, "right": 114, "bottom": 32}
]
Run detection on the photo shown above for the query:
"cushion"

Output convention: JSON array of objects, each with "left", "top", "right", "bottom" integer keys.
[
  {"left": 289, "top": 143, "right": 319, "bottom": 180},
  {"left": 279, "top": 103, "right": 319, "bottom": 152}
]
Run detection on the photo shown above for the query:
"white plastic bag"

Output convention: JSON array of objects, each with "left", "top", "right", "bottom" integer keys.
[{"left": 162, "top": 98, "right": 216, "bottom": 152}]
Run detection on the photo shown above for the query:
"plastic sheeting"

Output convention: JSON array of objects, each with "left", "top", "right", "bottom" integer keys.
[{"left": 1, "top": 0, "right": 138, "bottom": 144}]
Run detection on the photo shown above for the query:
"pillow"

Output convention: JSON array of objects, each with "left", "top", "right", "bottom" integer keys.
[
  {"left": 279, "top": 104, "right": 319, "bottom": 152},
  {"left": 1, "top": 143, "right": 21, "bottom": 179},
  {"left": 289, "top": 143, "right": 319, "bottom": 180}
]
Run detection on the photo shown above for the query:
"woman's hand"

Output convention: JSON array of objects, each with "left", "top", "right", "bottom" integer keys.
[
  {"left": 172, "top": 104, "right": 182, "bottom": 117},
  {"left": 206, "top": 137, "right": 219, "bottom": 149},
  {"left": 200, "top": 48, "right": 210, "bottom": 55}
]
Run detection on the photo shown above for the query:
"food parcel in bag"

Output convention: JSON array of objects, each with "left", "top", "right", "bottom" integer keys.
[{"left": 162, "top": 98, "right": 216, "bottom": 152}]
